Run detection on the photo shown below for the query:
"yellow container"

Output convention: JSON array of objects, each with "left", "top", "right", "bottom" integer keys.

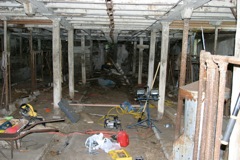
[
  {"left": 108, "top": 149, "right": 132, "bottom": 160},
  {"left": 0, "top": 130, "right": 5, "bottom": 133}
]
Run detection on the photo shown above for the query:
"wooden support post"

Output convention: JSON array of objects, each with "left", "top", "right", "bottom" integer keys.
[
  {"left": 137, "top": 37, "right": 149, "bottom": 85},
  {"left": 68, "top": 29, "right": 74, "bottom": 99},
  {"left": 147, "top": 29, "right": 157, "bottom": 90},
  {"left": 81, "top": 35, "right": 86, "bottom": 85},
  {"left": 38, "top": 39, "right": 41, "bottom": 51},
  {"left": 175, "top": 18, "right": 190, "bottom": 138},
  {"left": 213, "top": 26, "right": 219, "bottom": 55},
  {"left": 132, "top": 41, "right": 137, "bottom": 75},
  {"left": 7, "top": 28, "right": 11, "bottom": 104},
  {"left": 52, "top": 19, "right": 62, "bottom": 109},
  {"left": 138, "top": 38, "right": 143, "bottom": 85},
  {"left": 3, "top": 20, "right": 9, "bottom": 109},
  {"left": 229, "top": 0, "right": 240, "bottom": 158},
  {"left": 19, "top": 37, "right": 22, "bottom": 61},
  {"left": 158, "top": 22, "right": 170, "bottom": 119},
  {"left": 29, "top": 28, "right": 36, "bottom": 91},
  {"left": 89, "top": 39, "right": 93, "bottom": 77}
]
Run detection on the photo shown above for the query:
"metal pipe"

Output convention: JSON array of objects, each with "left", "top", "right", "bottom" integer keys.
[
  {"left": 23, "top": 119, "right": 65, "bottom": 131},
  {"left": 0, "top": 129, "right": 59, "bottom": 141}
]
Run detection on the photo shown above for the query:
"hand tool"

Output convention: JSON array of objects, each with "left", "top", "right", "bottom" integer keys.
[
  {"left": 19, "top": 103, "right": 44, "bottom": 123},
  {"left": 19, "top": 103, "right": 37, "bottom": 118},
  {"left": 221, "top": 92, "right": 240, "bottom": 145}
]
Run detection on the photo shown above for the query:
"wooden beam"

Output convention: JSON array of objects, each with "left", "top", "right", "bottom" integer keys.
[
  {"left": 70, "top": 103, "right": 140, "bottom": 108},
  {"left": 147, "top": 29, "right": 157, "bottom": 90},
  {"left": 158, "top": 22, "right": 170, "bottom": 119},
  {"left": 52, "top": 18, "right": 62, "bottom": 109},
  {"left": 68, "top": 28, "right": 74, "bottom": 99}
]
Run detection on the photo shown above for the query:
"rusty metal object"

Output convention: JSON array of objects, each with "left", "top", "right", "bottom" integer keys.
[
  {"left": 193, "top": 50, "right": 206, "bottom": 160},
  {"left": 192, "top": 51, "right": 240, "bottom": 160},
  {"left": 179, "top": 87, "right": 198, "bottom": 101},
  {"left": 175, "top": 18, "right": 190, "bottom": 139},
  {"left": 213, "top": 61, "right": 228, "bottom": 160},
  {"left": 0, "top": 119, "right": 64, "bottom": 159},
  {"left": 204, "top": 59, "right": 218, "bottom": 160}
]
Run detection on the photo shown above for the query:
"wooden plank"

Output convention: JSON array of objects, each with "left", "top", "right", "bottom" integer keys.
[{"left": 70, "top": 103, "right": 140, "bottom": 108}]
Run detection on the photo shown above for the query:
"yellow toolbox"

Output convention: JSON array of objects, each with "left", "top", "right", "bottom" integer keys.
[{"left": 108, "top": 149, "right": 132, "bottom": 160}]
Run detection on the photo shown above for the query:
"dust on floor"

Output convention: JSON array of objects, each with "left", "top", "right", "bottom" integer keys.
[{"left": 1, "top": 82, "right": 175, "bottom": 160}]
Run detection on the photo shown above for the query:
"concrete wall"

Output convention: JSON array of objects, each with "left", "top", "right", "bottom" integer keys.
[{"left": 198, "top": 34, "right": 235, "bottom": 56}]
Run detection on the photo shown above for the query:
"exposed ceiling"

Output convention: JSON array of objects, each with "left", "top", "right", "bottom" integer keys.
[{"left": 0, "top": 0, "right": 237, "bottom": 42}]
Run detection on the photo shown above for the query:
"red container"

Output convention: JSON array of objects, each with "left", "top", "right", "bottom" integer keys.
[{"left": 117, "top": 130, "right": 129, "bottom": 147}]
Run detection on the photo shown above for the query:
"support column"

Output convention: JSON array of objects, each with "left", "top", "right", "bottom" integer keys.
[
  {"left": 158, "top": 22, "right": 170, "bottom": 119},
  {"left": 175, "top": 18, "right": 190, "bottom": 138},
  {"left": 138, "top": 38, "right": 143, "bottom": 85},
  {"left": 37, "top": 38, "right": 42, "bottom": 79},
  {"left": 19, "top": 37, "right": 22, "bottom": 60},
  {"left": 3, "top": 20, "right": 9, "bottom": 109},
  {"left": 213, "top": 26, "right": 219, "bottom": 55},
  {"left": 7, "top": 28, "right": 11, "bottom": 104},
  {"left": 81, "top": 35, "right": 86, "bottom": 84},
  {"left": 137, "top": 37, "right": 149, "bottom": 85},
  {"left": 52, "top": 19, "right": 62, "bottom": 109},
  {"left": 38, "top": 38, "right": 41, "bottom": 51},
  {"left": 147, "top": 29, "right": 157, "bottom": 89},
  {"left": 90, "top": 39, "right": 93, "bottom": 77},
  {"left": 68, "top": 29, "right": 74, "bottom": 99},
  {"left": 132, "top": 41, "right": 137, "bottom": 75},
  {"left": 29, "top": 28, "right": 36, "bottom": 91},
  {"left": 229, "top": 0, "right": 240, "bottom": 158}
]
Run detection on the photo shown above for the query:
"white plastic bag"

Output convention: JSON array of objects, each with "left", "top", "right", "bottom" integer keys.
[
  {"left": 100, "top": 138, "right": 121, "bottom": 153},
  {"left": 85, "top": 133, "right": 104, "bottom": 151},
  {"left": 85, "top": 133, "right": 121, "bottom": 153}
]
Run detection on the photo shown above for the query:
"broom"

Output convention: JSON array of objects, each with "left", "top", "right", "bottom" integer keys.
[{"left": 138, "top": 62, "right": 161, "bottom": 122}]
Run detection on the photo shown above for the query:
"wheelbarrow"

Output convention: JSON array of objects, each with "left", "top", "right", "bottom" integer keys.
[{"left": 0, "top": 118, "right": 65, "bottom": 159}]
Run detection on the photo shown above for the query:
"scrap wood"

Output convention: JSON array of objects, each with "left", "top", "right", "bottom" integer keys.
[
  {"left": 89, "top": 113, "right": 105, "bottom": 117},
  {"left": 70, "top": 103, "right": 140, "bottom": 108}
]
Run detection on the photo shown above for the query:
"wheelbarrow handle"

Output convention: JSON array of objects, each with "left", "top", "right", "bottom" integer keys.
[{"left": 23, "top": 119, "right": 65, "bottom": 131}]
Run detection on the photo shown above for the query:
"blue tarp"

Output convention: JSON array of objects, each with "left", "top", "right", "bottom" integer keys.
[{"left": 98, "top": 78, "right": 116, "bottom": 87}]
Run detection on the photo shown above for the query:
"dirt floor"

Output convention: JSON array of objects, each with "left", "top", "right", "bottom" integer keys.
[{"left": 0, "top": 78, "right": 176, "bottom": 160}]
